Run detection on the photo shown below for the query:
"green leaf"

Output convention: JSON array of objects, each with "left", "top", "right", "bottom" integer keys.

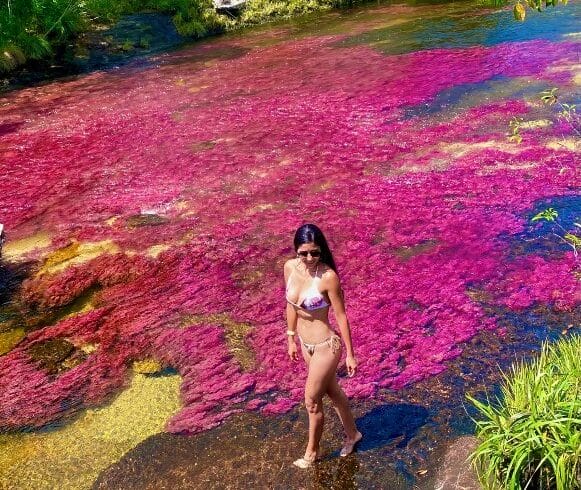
[
  {"left": 531, "top": 208, "right": 558, "bottom": 222},
  {"left": 564, "top": 234, "right": 581, "bottom": 247}
]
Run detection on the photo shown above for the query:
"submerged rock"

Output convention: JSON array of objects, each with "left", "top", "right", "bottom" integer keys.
[
  {"left": 126, "top": 214, "right": 169, "bottom": 228},
  {"left": 27, "top": 338, "right": 76, "bottom": 374},
  {"left": 434, "top": 436, "right": 480, "bottom": 490},
  {"left": 0, "top": 372, "right": 182, "bottom": 489}
]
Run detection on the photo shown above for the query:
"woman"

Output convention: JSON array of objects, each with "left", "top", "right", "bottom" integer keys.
[{"left": 284, "top": 223, "right": 362, "bottom": 468}]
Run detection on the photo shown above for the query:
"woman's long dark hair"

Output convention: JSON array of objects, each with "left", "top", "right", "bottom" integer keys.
[{"left": 293, "top": 224, "right": 338, "bottom": 274}]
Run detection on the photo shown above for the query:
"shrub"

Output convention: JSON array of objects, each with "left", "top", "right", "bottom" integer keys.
[{"left": 468, "top": 335, "right": 581, "bottom": 489}]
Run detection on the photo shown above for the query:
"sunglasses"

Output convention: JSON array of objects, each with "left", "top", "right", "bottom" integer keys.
[{"left": 297, "top": 250, "right": 321, "bottom": 258}]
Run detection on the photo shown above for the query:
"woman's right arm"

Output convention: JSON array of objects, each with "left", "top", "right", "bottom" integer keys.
[
  {"left": 286, "top": 302, "right": 299, "bottom": 361},
  {"left": 284, "top": 261, "right": 299, "bottom": 361}
]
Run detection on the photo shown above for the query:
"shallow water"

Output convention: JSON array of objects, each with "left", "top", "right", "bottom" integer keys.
[{"left": 0, "top": 1, "right": 579, "bottom": 488}]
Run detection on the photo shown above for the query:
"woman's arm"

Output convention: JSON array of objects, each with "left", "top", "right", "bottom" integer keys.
[
  {"left": 325, "top": 270, "right": 357, "bottom": 376},
  {"left": 284, "top": 260, "right": 299, "bottom": 361}
]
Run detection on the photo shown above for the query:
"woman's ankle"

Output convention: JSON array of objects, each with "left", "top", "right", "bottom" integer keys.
[
  {"left": 345, "top": 430, "right": 362, "bottom": 441},
  {"left": 304, "top": 448, "right": 318, "bottom": 460}
]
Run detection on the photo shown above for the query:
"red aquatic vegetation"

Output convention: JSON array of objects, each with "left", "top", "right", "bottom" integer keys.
[{"left": 0, "top": 28, "right": 578, "bottom": 432}]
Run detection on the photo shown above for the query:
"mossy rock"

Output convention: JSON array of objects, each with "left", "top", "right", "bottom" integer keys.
[
  {"left": 126, "top": 214, "right": 169, "bottom": 228},
  {"left": 27, "top": 338, "right": 76, "bottom": 374}
]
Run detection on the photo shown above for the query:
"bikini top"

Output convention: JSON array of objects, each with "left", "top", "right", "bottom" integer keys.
[{"left": 286, "top": 262, "right": 330, "bottom": 311}]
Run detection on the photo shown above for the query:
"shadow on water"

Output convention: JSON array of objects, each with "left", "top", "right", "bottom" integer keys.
[
  {"left": 0, "top": 122, "right": 26, "bottom": 137},
  {"left": 356, "top": 404, "right": 429, "bottom": 452},
  {"left": 0, "top": 260, "right": 34, "bottom": 356},
  {"left": 0, "top": 262, "right": 31, "bottom": 308}
]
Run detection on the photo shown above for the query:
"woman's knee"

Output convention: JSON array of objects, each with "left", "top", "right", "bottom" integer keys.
[{"left": 304, "top": 395, "right": 322, "bottom": 414}]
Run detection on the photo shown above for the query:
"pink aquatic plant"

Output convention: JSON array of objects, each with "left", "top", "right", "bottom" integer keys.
[{"left": 0, "top": 23, "right": 578, "bottom": 433}]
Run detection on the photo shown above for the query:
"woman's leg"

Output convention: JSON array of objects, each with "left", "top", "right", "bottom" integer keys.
[
  {"left": 301, "top": 343, "right": 340, "bottom": 459},
  {"left": 326, "top": 376, "right": 359, "bottom": 440}
]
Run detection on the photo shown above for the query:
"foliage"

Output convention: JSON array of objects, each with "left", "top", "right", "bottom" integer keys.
[
  {"left": 240, "top": 0, "right": 333, "bottom": 25},
  {"left": 531, "top": 208, "right": 581, "bottom": 259},
  {"left": 541, "top": 87, "right": 559, "bottom": 106},
  {"left": 0, "top": 0, "right": 85, "bottom": 72},
  {"left": 119, "top": 0, "right": 230, "bottom": 37},
  {"left": 0, "top": 0, "right": 228, "bottom": 72},
  {"left": 508, "top": 116, "right": 524, "bottom": 144},
  {"left": 540, "top": 88, "right": 580, "bottom": 137},
  {"left": 532, "top": 208, "right": 558, "bottom": 222},
  {"left": 468, "top": 335, "right": 581, "bottom": 490}
]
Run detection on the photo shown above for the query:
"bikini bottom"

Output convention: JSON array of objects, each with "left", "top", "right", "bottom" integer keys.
[{"left": 299, "top": 334, "right": 341, "bottom": 356}]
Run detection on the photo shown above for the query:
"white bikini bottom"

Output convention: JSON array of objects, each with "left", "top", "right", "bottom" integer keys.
[{"left": 299, "top": 334, "right": 341, "bottom": 356}]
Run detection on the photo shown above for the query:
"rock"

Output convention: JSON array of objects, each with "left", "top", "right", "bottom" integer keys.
[
  {"left": 27, "top": 338, "right": 76, "bottom": 374},
  {"left": 434, "top": 435, "right": 481, "bottom": 490},
  {"left": 126, "top": 213, "right": 168, "bottom": 228}
]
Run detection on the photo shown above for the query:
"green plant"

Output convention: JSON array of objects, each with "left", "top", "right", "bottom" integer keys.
[
  {"left": 0, "top": 0, "right": 86, "bottom": 72},
  {"left": 468, "top": 335, "right": 581, "bottom": 490},
  {"left": 531, "top": 208, "right": 581, "bottom": 259},
  {"left": 540, "top": 88, "right": 580, "bottom": 137},
  {"left": 508, "top": 117, "right": 524, "bottom": 144}
]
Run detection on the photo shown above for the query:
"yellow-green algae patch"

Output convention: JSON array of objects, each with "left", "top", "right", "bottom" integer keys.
[
  {"left": 39, "top": 240, "right": 120, "bottom": 275},
  {"left": 2, "top": 231, "right": 52, "bottom": 262},
  {"left": 146, "top": 244, "right": 172, "bottom": 258},
  {"left": 182, "top": 313, "right": 255, "bottom": 371},
  {"left": 132, "top": 358, "right": 163, "bottom": 374},
  {"left": 0, "top": 372, "right": 182, "bottom": 490},
  {"left": 0, "top": 327, "right": 26, "bottom": 355}
]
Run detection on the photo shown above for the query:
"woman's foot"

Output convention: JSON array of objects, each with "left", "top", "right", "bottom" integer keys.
[
  {"left": 293, "top": 450, "right": 319, "bottom": 468},
  {"left": 340, "top": 431, "right": 362, "bottom": 457}
]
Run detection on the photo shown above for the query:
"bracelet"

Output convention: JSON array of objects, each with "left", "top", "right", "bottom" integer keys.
[{"left": 286, "top": 330, "right": 296, "bottom": 336}]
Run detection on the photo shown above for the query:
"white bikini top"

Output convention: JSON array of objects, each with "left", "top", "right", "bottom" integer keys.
[{"left": 285, "top": 262, "right": 330, "bottom": 311}]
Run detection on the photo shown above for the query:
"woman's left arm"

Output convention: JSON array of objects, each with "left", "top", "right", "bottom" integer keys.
[{"left": 326, "top": 271, "right": 358, "bottom": 376}]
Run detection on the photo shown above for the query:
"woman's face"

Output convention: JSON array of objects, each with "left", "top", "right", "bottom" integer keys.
[{"left": 296, "top": 242, "right": 321, "bottom": 268}]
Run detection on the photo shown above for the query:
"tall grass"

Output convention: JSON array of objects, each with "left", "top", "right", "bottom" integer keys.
[
  {"left": 0, "top": 0, "right": 85, "bottom": 72},
  {"left": 468, "top": 335, "right": 581, "bottom": 490}
]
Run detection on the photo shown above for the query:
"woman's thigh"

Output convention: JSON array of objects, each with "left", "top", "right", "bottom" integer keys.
[{"left": 303, "top": 345, "right": 340, "bottom": 400}]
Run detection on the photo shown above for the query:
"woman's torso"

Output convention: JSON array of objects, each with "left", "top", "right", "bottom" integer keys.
[{"left": 286, "top": 259, "right": 335, "bottom": 343}]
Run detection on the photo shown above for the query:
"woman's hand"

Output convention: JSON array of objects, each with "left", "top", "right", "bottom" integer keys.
[
  {"left": 346, "top": 355, "right": 358, "bottom": 377},
  {"left": 288, "top": 340, "right": 299, "bottom": 362}
]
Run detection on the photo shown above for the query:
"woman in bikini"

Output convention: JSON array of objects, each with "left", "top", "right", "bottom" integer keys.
[{"left": 285, "top": 223, "right": 362, "bottom": 468}]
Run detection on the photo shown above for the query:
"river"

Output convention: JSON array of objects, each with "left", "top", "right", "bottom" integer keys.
[{"left": 0, "top": 1, "right": 579, "bottom": 488}]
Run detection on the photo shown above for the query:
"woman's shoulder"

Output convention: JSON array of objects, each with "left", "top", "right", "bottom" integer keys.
[
  {"left": 284, "top": 258, "right": 298, "bottom": 271},
  {"left": 283, "top": 258, "right": 298, "bottom": 278},
  {"left": 320, "top": 265, "right": 339, "bottom": 283}
]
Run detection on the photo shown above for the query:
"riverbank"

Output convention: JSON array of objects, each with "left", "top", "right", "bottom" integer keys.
[{"left": 0, "top": 0, "right": 361, "bottom": 91}]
